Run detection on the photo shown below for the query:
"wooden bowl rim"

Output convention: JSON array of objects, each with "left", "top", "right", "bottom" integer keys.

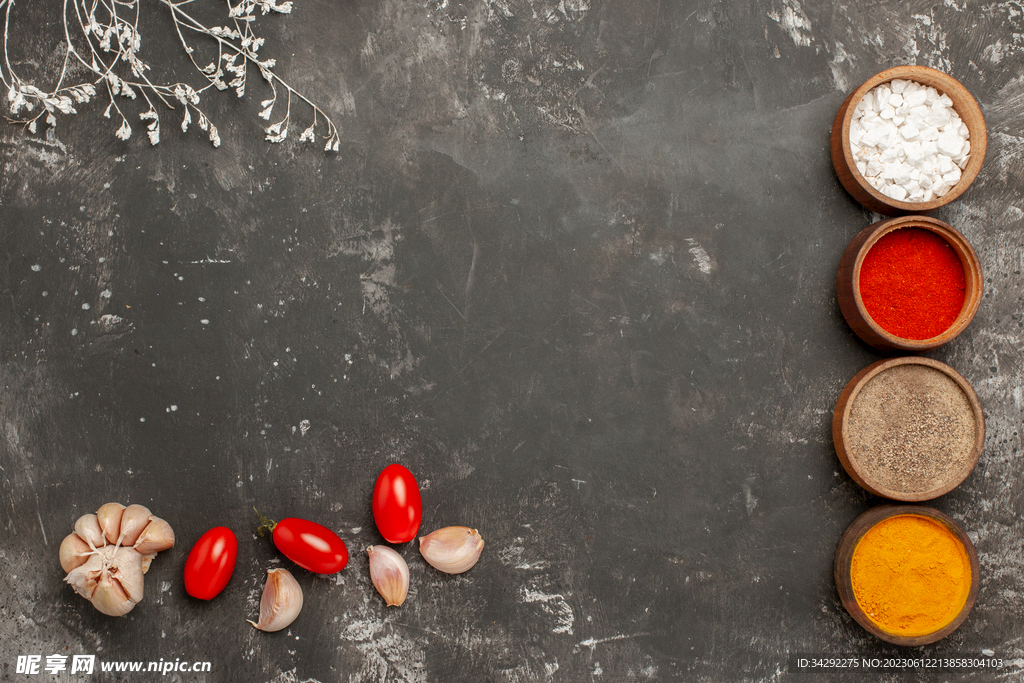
[
  {"left": 834, "top": 356, "right": 985, "bottom": 501},
  {"left": 834, "top": 504, "right": 980, "bottom": 646},
  {"left": 836, "top": 65, "right": 987, "bottom": 213},
  {"left": 846, "top": 215, "right": 984, "bottom": 351}
]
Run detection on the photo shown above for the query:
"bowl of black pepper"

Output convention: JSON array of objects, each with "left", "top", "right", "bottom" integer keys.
[{"left": 833, "top": 357, "right": 984, "bottom": 501}]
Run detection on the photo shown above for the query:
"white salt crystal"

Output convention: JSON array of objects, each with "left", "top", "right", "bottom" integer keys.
[
  {"left": 894, "top": 164, "right": 913, "bottom": 185},
  {"left": 903, "top": 141, "right": 925, "bottom": 163},
  {"left": 937, "top": 131, "right": 963, "bottom": 156},
  {"left": 890, "top": 79, "right": 908, "bottom": 94},
  {"left": 904, "top": 89, "right": 928, "bottom": 108},
  {"left": 900, "top": 123, "right": 921, "bottom": 140},
  {"left": 909, "top": 104, "right": 930, "bottom": 119},
  {"left": 884, "top": 184, "right": 908, "bottom": 200}
]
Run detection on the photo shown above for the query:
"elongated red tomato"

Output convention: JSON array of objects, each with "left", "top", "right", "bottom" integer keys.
[
  {"left": 271, "top": 518, "right": 349, "bottom": 574},
  {"left": 184, "top": 527, "right": 238, "bottom": 600},
  {"left": 372, "top": 464, "right": 422, "bottom": 543}
]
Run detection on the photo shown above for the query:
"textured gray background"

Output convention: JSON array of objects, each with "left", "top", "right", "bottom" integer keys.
[{"left": 2, "top": 0, "right": 1023, "bottom": 681}]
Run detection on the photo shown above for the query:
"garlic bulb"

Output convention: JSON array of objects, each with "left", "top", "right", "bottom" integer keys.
[
  {"left": 418, "top": 527, "right": 484, "bottom": 574},
  {"left": 248, "top": 568, "right": 303, "bottom": 632},
  {"left": 367, "top": 545, "right": 409, "bottom": 607},
  {"left": 61, "top": 502, "right": 174, "bottom": 616},
  {"left": 65, "top": 546, "right": 144, "bottom": 617}
]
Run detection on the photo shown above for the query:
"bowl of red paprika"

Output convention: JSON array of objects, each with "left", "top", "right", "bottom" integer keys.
[
  {"left": 836, "top": 215, "right": 983, "bottom": 352},
  {"left": 835, "top": 505, "right": 979, "bottom": 646}
]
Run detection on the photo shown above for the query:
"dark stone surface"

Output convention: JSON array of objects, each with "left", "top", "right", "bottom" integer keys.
[{"left": 2, "top": 0, "right": 1023, "bottom": 680}]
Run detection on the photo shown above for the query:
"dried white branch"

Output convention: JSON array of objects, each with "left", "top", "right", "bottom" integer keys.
[{"left": 0, "top": 0, "right": 340, "bottom": 150}]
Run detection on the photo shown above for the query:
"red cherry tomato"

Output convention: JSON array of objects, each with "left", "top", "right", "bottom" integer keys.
[
  {"left": 372, "top": 463, "right": 423, "bottom": 543},
  {"left": 270, "top": 518, "right": 349, "bottom": 574},
  {"left": 184, "top": 527, "right": 238, "bottom": 600}
]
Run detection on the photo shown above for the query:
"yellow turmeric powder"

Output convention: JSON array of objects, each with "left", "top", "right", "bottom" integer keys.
[{"left": 851, "top": 514, "right": 971, "bottom": 637}]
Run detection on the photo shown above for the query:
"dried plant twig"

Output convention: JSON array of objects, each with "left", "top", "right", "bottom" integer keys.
[{"left": 0, "top": 0, "right": 340, "bottom": 150}]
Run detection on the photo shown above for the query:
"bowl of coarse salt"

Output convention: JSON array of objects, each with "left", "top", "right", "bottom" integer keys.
[{"left": 831, "top": 65, "right": 986, "bottom": 215}]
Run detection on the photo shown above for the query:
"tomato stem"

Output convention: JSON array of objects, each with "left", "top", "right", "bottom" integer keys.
[{"left": 253, "top": 507, "right": 278, "bottom": 537}]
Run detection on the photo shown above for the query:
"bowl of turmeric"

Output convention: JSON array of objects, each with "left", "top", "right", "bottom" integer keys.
[{"left": 835, "top": 505, "right": 979, "bottom": 646}]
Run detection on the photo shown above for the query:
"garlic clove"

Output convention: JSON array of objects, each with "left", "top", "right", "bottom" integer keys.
[
  {"left": 367, "top": 545, "right": 410, "bottom": 607},
  {"left": 117, "top": 504, "right": 152, "bottom": 547},
  {"left": 140, "top": 552, "right": 157, "bottom": 575},
  {"left": 65, "top": 545, "right": 144, "bottom": 617},
  {"left": 107, "top": 546, "right": 145, "bottom": 604},
  {"left": 418, "top": 526, "right": 485, "bottom": 574},
  {"left": 66, "top": 553, "right": 103, "bottom": 601},
  {"left": 88, "top": 577, "right": 135, "bottom": 617},
  {"left": 59, "top": 533, "right": 93, "bottom": 573},
  {"left": 133, "top": 516, "right": 175, "bottom": 554},
  {"left": 96, "top": 503, "right": 126, "bottom": 545},
  {"left": 74, "top": 514, "right": 107, "bottom": 549},
  {"left": 248, "top": 568, "right": 303, "bottom": 632}
]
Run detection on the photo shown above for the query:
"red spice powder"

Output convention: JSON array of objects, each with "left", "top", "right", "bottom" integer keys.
[{"left": 858, "top": 228, "right": 966, "bottom": 340}]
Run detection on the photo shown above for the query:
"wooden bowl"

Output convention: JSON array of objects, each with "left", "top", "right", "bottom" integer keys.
[
  {"left": 831, "top": 65, "right": 987, "bottom": 215},
  {"left": 833, "top": 357, "right": 984, "bottom": 501},
  {"left": 835, "top": 505, "right": 979, "bottom": 646},
  {"left": 836, "top": 215, "right": 983, "bottom": 352}
]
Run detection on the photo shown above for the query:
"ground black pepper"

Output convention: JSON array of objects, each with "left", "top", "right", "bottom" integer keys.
[{"left": 847, "top": 364, "right": 976, "bottom": 494}]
